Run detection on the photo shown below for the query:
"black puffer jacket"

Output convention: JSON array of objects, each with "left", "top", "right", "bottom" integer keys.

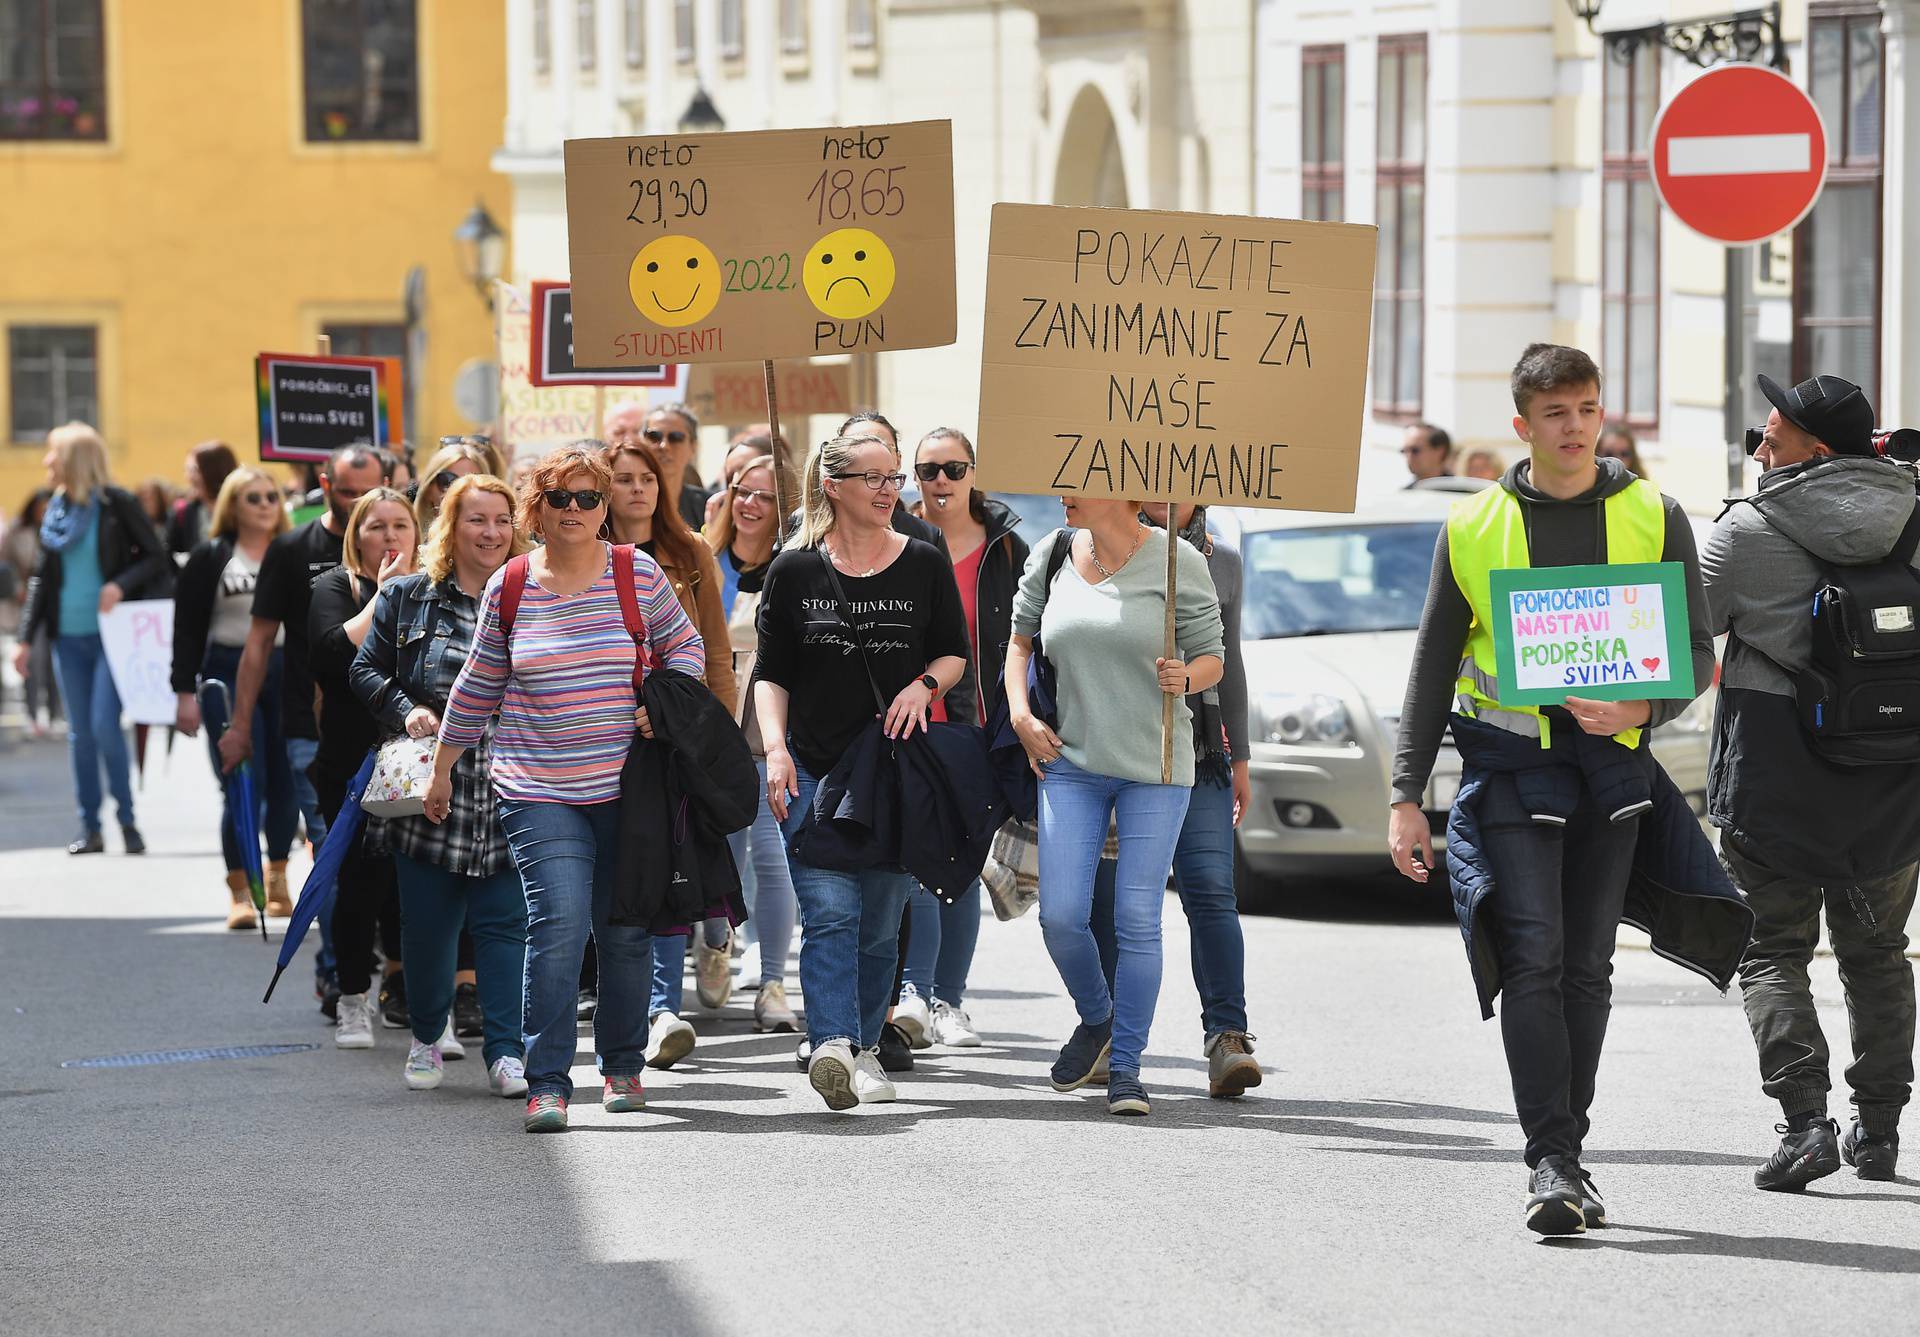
[{"left": 21, "top": 486, "right": 173, "bottom": 639}]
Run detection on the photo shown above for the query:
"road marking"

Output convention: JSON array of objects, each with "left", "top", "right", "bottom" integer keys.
[{"left": 1666, "top": 133, "right": 1811, "bottom": 177}]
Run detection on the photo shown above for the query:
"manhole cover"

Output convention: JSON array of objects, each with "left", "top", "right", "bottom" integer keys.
[{"left": 60, "top": 1043, "right": 320, "bottom": 1069}]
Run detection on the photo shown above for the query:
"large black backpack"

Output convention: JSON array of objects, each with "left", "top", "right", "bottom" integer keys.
[{"left": 1790, "top": 497, "right": 1920, "bottom": 765}]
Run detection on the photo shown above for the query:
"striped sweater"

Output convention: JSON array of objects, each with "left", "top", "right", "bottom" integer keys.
[{"left": 440, "top": 545, "right": 706, "bottom": 804}]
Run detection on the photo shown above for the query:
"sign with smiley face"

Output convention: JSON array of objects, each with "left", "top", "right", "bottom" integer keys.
[{"left": 563, "top": 121, "right": 956, "bottom": 367}]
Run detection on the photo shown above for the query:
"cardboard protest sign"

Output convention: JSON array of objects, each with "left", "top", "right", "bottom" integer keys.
[
  {"left": 98, "top": 600, "right": 176, "bottom": 726},
  {"left": 1490, "top": 562, "right": 1695, "bottom": 706},
  {"left": 255, "top": 353, "right": 402, "bottom": 463},
  {"left": 974, "top": 203, "right": 1376, "bottom": 513},
  {"left": 685, "top": 360, "right": 851, "bottom": 428},
  {"left": 529, "top": 281, "right": 684, "bottom": 388},
  {"left": 563, "top": 121, "right": 956, "bottom": 366}
]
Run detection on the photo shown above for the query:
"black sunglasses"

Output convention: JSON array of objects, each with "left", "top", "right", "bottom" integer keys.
[
  {"left": 644, "top": 428, "right": 689, "bottom": 446},
  {"left": 542, "top": 488, "right": 605, "bottom": 511},
  {"left": 240, "top": 491, "right": 276, "bottom": 507},
  {"left": 914, "top": 461, "right": 974, "bottom": 482},
  {"left": 432, "top": 470, "right": 462, "bottom": 491}
]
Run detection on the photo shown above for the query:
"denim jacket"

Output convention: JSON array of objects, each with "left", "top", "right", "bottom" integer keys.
[{"left": 351, "top": 572, "right": 474, "bottom": 731}]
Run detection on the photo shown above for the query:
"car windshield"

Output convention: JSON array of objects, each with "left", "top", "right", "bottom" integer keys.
[{"left": 1241, "top": 522, "right": 1442, "bottom": 639}]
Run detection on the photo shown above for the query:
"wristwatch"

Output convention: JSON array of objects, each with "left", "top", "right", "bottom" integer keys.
[{"left": 919, "top": 672, "right": 940, "bottom": 696}]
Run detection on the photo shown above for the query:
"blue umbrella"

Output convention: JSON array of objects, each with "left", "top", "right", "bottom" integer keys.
[
  {"left": 200, "top": 680, "right": 267, "bottom": 941},
  {"left": 262, "top": 749, "right": 376, "bottom": 1004}
]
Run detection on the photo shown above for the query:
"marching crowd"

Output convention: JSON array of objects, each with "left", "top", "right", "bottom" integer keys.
[{"left": 6, "top": 342, "right": 1916, "bottom": 1239}]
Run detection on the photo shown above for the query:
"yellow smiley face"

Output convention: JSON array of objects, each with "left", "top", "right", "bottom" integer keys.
[
  {"left": 802, "top": 228, "right": 897, "bottom": 320},
  {"left": 627, "top": 234, "right": 721, "bottom": 327}
]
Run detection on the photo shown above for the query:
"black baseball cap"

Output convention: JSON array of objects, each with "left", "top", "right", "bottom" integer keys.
[{"left": 1757, "top": 373, "right": 1876, "bottom": 456}]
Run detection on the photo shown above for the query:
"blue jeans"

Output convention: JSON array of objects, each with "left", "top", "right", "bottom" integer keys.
[
  {"left": 199, "top": 644, "right": 298, "bottom": 870},
  {"left": 737, "top": 759, "right": 798, "bottom": 987},
  {"left": 286, "top": 735, "right": 335, "bottom": 972},
  {"left": 498, "top": 797, "right": 653, "bottom": 1100},
  {"left": 394, "top": 852, "right": 529, "bottom": 1068},
  {"left": 903, "top": 880, "right": 983, "bottom": 1006},
  {"left": 1091, "top": 774, "right": 1248, "bottom": 1038},
  {"left": 52, "top": 633, "right": 134, "bottom": 834},
  {"left": 1036, "top": 755, "right": 1191, "bottom": 1074},
  {"left": 649, "top": 917, "right": 731, "bottom": 1016},
  {"left": 778, "top": 763, "right": 915, "bottom": 1051}
]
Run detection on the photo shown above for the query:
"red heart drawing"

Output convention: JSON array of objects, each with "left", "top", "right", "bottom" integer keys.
[{"left": 1642, "top": 657, "right": 1661, "bottom": 672}]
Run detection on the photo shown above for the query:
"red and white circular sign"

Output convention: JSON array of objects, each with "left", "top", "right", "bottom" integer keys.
[{"left": 1649, "top": 64, "right": 1828, "bottom": 245}]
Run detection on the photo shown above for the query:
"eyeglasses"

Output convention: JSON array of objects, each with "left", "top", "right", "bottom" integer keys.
[
  {"left": 644, "top": 428, "right": 689, "bottom": 446},
  {"left": 432, "top": 470, "right": 462, "bottom": 491},
  {"left": 240, "top": 491, "right": 276, "bottom": 507},
  {"left": 439, "top": 434, "right": 490, "bottom": 447},
  {"left": 542, "top": 488, "right": 606, "bottom": 511},
  {"left": 831, "top": 471, "right": 908, "bottom": 492},
  {"left": 730, "top": 484, "right": 777, "bottom": 507},
  {"left": 914, "top": 461, "right": 974, "bottom": 482}
]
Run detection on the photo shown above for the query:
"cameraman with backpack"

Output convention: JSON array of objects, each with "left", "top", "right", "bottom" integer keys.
[{"left": 1704, "top": 372, "right": 1920, "bottom": 1191}]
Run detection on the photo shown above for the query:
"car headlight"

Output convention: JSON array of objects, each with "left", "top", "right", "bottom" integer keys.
[
  {"left": 1254, "top": 692, "right": 1355, "bottom": 747},
  {"left": 1664, "top": 688, "right": 1717, "bottom": 735}
]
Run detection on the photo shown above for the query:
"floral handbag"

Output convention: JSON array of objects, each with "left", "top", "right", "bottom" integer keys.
[{"left": 360, "top": 735, "right": 434, "bottom": 817}]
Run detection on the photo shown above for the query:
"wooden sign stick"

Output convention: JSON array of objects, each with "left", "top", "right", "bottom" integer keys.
[
  {"left": 1162, "top": 516, "right": 1178, "bottom": 784},
  {"left": 316, "top": 333, "right": 331, "bottom": 356},
  {"left": 763, "top": 358, "right": 787, "bottom": 523}
]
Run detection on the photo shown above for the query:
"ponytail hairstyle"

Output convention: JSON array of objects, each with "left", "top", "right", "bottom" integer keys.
[
  {"left": 838, "top": 410, "right": 899, "bottom": 449},
  {"left": 915, "top": 427, "right": 987, "bottom": 524},
  {"left": 799, "top": 432, "right": 894, "bottom": 550}
]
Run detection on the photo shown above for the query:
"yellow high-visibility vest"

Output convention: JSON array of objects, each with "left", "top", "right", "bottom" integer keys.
[{"left": 1446, "top": 478, "right": 1666, "bottom": 749}]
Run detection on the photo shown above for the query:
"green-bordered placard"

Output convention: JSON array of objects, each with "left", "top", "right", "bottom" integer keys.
[{"left": 1488, "top": 561, "right": 1694, "bottom": 706}]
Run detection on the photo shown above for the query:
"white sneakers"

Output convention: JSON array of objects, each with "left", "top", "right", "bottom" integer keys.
[
  {"left": 695, "top": 932, "right": 734, "bottom": 1010},
  {"left": 893, "top": 984, "right": 933, "bottom": 1049},
  {"left": 438, "top": 1019, "right": 465, "bottom": 1062},
  {"left": 807, "top": 1038, "right": 859, "bottom": 1110},
  {"left": 403, "top": 1040, "right": 443, "bottom": 1090},
  {"left": 645, "top": 1011, "right": 697, "bottom": 1069},
  {"left": 930, "top": 999, "right": 981, "bottom": 1048},
  {"left": 335, "top": 993, "right": 375, "bottom": 1049},
  {"left": 853, "top": 1049, "right": 897, "bottom": 1104},
  {"left": 488, "top": 1056, "right": 529, "bottom": 1097},
  {"left": 755, "top": 979, "right": 799, "bottom": 1033}
]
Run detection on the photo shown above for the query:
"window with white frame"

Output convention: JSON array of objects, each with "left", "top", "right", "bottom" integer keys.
[
  {"left": 720, "top": 0, "right": 742, "bottom": 60},
  {"left": 9, "top": 325, "right": 98, "bottom": 445},
  {"left": 576, "top": 0, "right": 596, "bottom": 71},
  {"left": 780, "top": 0, "right": 807, "bottom": 55},
  {"left": 624, "top": 0, "right": 643, "bottom": 67},
  {"left": 847, "top": 0, "right": 875, "bottom": 49},
  {"left": 673, "top": 0, "right": 693, "bottom": 63}
]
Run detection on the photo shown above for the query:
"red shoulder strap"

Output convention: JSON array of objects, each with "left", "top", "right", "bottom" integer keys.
[
  {"left": 498, "top": 553, "right": 531, "bottom": 644},
  {"left": 610, "top": 544, "right": 653, "bottom": 691}
]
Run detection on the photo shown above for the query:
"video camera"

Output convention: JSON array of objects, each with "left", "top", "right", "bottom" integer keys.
[{"left": 1744, "top": 424, "right": 1920, "bottom": 463}]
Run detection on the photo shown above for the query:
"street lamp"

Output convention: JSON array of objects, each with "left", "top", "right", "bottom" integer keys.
[
  {"left": 677, "top": 86, "right": 726, "bottom": 134},
  {"left": 1562, "top": 0, "right": 1785, "bottom": 69},
  {"left": 453, "top": 200, "right": 506, "bottom": 307}
]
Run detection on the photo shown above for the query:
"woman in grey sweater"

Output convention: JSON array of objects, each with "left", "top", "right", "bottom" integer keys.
[{"left": 1004, "top": 496, "right": 1225, "bottom": 1116}]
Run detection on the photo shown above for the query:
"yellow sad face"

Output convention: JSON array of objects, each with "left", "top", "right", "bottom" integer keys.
[
  {"left": 803, "top": 228, "right": 897, "bottom": 320},
  {"left": 628, "top": 235, "right": 721, "bottom": 327}
]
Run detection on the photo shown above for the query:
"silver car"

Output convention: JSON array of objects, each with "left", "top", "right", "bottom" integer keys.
[{"left": 1221, "top": 483, "right": 1716, "bottom": 897}]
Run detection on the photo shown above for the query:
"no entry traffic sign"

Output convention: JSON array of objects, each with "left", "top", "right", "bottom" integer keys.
[{"left": 1650, "top": 64, "right": 1828, "bottom": 246}]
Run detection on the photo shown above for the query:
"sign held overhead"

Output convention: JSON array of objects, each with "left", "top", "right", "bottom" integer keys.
[
  {"left": 529, "top": 280, "right": 683, "bottom": 388},
  {"left": 255, "top": 352, "right": 401, "bottom": 464},
  {"left": 563, "top": 120, "right": 957, "bottom": 366},
  {"left": 974, "top": 203, "right": 1377, "bottom": 513}
]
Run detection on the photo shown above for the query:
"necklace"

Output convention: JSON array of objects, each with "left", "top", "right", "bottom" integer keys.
[
  {"left": 1087, "top": 527, "right": 1143, "bottom": 581},
  {"left": 832, "top": 537, "right": 883, "bottom": 578}
]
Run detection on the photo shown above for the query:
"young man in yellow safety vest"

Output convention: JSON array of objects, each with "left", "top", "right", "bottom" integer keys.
[{"left": 1389, "top": 343, "right": 1743, "bottom": 1237}]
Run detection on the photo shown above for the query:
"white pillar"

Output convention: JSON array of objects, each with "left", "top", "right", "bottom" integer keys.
[{"left": 1882, "top": 0, "right": 1920, "bottom": 426}]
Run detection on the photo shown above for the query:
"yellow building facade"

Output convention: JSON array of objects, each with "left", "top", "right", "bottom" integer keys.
[{"left": 0, "top": 0, "right": 508, "bottom": 510}]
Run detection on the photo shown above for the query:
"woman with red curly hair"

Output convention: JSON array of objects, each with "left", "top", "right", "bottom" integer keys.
[{"left": 430, "top": 443, "right": 707, "bottom": 1133}]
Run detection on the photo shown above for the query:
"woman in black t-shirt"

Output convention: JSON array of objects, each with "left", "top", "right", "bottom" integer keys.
[{"left": 755, "top": 432, "right": 970, "bottom": 1112}]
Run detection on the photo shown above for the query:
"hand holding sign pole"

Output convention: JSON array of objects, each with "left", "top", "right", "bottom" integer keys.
[{"left": 975, "top": 204, "right": 1378, "bottom": 780}]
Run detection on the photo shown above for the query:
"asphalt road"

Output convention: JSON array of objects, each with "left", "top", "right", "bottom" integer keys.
[{"left": 3, "top": 730, "right": 1918, "bottom": 1336}]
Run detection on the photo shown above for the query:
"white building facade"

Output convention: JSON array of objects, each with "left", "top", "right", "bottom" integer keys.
[
  {"left": 494, "top": 0, "right": 1259, "bottom": 464},
  {"left": 1256, "top": 0, "right": 1920, "bottom": 510}
]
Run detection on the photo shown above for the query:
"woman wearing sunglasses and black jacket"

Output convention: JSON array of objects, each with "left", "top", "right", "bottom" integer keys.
[{"left": 892, "top": 428, "right": 1028, "bottom": 1051}]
